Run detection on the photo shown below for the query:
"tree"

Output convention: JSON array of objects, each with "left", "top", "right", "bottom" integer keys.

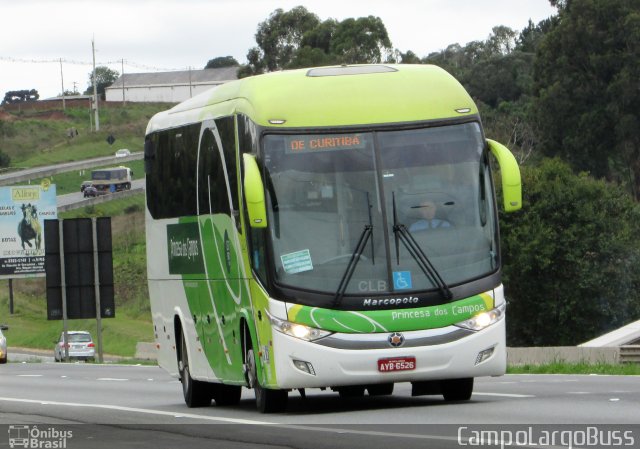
[
  {"left": 517, "top": 17, "right": 558, "bottom": 53},
  {"left": 0, "top": 150, "right": 9, "bottom": 168},
  {"left": 205, "top": 56, "right": 239, "bottom": 69},
  {"left": 2, "top": 89, "right": 39, "bottom": 105},
  {"left": 533, "top": 0, "right": 640, "bottom": 198},
  {"left": 243, "top": 6, "right": 321, "bottom": 75},
  {"left": 397, "top": 50, "right": 421, "bottom": 64},
  {"left": 499, "top": 158, "right": 640, "bottom": 346},
  {"left": 239, "top": 7, "right": 394, "bottom": 76},
  {"left": 84, "top": 66, "right": 119, "bottom": 97},
  {"left": 485, "top": 25, "right": 518, "bottom": 56},
  {"left": 329, "top": 16, "right": 392, "bottom": 64}
]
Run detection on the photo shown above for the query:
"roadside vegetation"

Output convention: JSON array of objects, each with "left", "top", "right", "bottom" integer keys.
[
  {"left": 0, "top": 193, "right": 150, "bottom": 357},
  {"left": 0, "top": 102, "right": 168, "bottom": 168},
  {"left": 1, "top": 1, "right": 640, "bottom": 361},
  {"left": 508, "top": 362, "right": 640, "bottom": 376}
]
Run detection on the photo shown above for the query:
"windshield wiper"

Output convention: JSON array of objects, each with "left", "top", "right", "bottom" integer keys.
[
  {"left": 333, "top": 224, "right": 372, "bottom": 308},
  {"left": 366, "top": 191, "right": 375, "bottom": 264},
  {"left": 392, "top": 192, "right": 452, "bottom": 300}
]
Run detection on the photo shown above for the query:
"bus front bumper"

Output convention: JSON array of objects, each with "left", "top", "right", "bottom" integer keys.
[{"left": 269, "top": 318, "right": 506, "bottom": 389}]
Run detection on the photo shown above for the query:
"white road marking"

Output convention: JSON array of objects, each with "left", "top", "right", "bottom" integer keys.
[
  {"left": 96, "top": 378, "right": 129, "bottom": 381},
  {"left": 17, "top": 375, "right": 43, "bottom": 377},
  {"left": 0, "top": 396, "right": 271, "bottom": 425},
  {"left": 0, "top": 396, "right": 489, "bottom": 443},
  {"left": 473, "top": 392, "right": 535, "bottom": 398}
]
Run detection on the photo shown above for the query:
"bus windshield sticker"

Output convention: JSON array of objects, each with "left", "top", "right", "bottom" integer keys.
[
  {"left": 281, "top": 249, "right": 313, "bottom": 274},
  {"left": 285, "top": 134, "right": 366, "bottom": 154},
  {"left": 393, "top": 271, "right": 412, "bottom": 290}
]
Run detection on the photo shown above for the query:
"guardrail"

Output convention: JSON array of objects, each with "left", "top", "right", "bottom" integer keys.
[
  {"left": 619, "top": 345, "right": 640, "bottom": 363},
  {"left": 0, "top": 153, "right": 142, "bottom": 186},
  {"left": 507, "top": 346, "right": 621, "bottom": 365},
  {"left": 58, "top": 187, "right": 144, "bottom": 212}
]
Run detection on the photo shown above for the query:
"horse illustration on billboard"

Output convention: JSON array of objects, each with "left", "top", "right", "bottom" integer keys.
[{"left": 17, "top": 203, "right": 42, "bottom": 250}]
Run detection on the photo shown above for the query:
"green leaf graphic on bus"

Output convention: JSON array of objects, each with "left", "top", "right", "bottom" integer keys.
[{"left": 289, "top": 294, "right": 493, "bottom": 333}]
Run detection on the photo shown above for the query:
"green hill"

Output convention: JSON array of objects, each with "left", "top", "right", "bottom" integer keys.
[
  {"left": 0, "top": 102, "right": 172, "bottom": 358},
  {"left": 0, "top": 102, "right": 170, "bottom": 168}
]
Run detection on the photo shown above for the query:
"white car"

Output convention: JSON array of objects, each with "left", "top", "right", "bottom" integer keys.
[
  {"left": 115, "top": 148, "right": 131, "bottom": 158},
  {"left": 0, "top": 325, "right": 8, "bottom": 364},
  {"left": 54, "top": 331, "right": 95, "bottom": 362}
]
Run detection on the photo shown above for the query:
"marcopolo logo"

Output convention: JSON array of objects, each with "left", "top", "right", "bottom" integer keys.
[
  {"left": 362, "top": 296, "right": 419, "bottom": 307},
  {"left": 8, "top": 425, "right": 72, "bottom": 448}
]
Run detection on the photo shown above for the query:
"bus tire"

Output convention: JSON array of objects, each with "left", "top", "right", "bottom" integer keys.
[
  {"left": 367, "top": 383, "right": 394, "bottom": 396},
  {"left": 337, "top": 385, "right": 366, "bottom": 398},
  {"left": 442, "top": 377, "right": 474, "bottom": 401},
  {"left": 247, "top": 348, "right": 287, "bottom": 413},
  {"left": 211, "top": 383, "right": 242, "bottom": 406},
  {"left": 179, "top": 332, "right": 212, "bottom": 408}
]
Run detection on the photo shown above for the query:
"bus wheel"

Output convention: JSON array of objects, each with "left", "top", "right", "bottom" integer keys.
[
  {"left": 211, "top": 383, "right": 242, "bottom": 406},
  {"left": 442, "top": 378, "right": 474, "bottom": 401},
  {"left": 179, "top": 333, "right": 212, "bottom": 408},
  {"left": 367, "top": 383, "right": 394, "bottom": 396},
  {"left": 246, "top": 348, "right": 287, "bottom": 413},
  {"left": 337, "top": 386, "right": 366, "bottom": 398}
]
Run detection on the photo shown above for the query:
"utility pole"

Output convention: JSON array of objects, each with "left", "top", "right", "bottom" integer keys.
[
  {"left": 8, "top": 279, "right": 14, "bottom": 314},
  {"left": 121, "top": 58, "right": 125, "bottom": 106},
  {"left": 59, "top": 58, "right": 66, "bottom": 111},
  {"left": 92, "top": 38, "right": 100, "bottom": 131}
]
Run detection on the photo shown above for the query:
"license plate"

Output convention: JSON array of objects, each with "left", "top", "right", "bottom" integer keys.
[{"left": 378, "top": 356, "right": 416, "bottom": 372}]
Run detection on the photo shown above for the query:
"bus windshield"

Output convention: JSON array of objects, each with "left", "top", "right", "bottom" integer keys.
[{"left": 262, "top": 122, "right": 498, "bottom": 300}]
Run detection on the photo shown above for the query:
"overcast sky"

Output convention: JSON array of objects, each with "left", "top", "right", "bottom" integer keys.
[{"left": 0, "top": 0, "right": 557, "bottom": 99}]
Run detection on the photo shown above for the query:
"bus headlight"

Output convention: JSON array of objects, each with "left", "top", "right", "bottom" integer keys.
[
  {"left": 267, "top": 313, "right": 332, "bottom": 341},
  {"left": 455, "top": 303, "right": 505, "bottom": 331}
]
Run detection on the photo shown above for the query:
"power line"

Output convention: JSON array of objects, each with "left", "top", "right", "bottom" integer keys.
[{"left": 0, "top": 56, "right": 188, "bottom": 72}]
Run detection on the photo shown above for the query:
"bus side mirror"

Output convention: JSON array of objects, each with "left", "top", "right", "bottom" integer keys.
[
  {"left": 487, "top": 139, "right": 522, "bottom": 212},
  {"left": 144, "top": 138, "right": 155, "bottom": 175},
  {"left": 243, "top": 154, "right": 268, "bottom": 228}
]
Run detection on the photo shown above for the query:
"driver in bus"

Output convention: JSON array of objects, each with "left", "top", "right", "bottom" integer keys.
[{"left": 409, "top": 200, "right": 451, "bottom": 231}]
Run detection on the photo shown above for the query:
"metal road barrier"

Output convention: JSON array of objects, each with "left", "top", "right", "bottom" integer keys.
[{"left": 0, "top": 153, "right": 142, "bottom": 186}]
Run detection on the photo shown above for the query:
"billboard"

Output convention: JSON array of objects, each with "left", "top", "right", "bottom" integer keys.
[{"left": 0, "top": 183, "right": 57, "bottom": 278}]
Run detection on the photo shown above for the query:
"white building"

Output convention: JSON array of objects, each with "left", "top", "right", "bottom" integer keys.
[{"left": 105, "top": 67, "right": 238, "bottom": 103}]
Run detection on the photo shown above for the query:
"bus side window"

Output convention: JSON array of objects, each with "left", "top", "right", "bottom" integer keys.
[
  {"left": 217, "top": 117, "right": 241, "bottom": 232},
  {"left": 198, "top": 129, "right": 231, "bottom": 216}
]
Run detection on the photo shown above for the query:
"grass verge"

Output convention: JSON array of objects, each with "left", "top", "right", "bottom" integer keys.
[{"left": 508, "top": 362, "right": 640, "bottom": 375}]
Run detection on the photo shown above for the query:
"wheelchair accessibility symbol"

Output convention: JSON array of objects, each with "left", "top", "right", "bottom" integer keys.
[{"left": 393, "top": 271, "right": 412, "bottom": 290}]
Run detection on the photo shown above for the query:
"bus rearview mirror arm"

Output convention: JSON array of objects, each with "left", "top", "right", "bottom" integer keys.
[
  {"left": 487, "top": 139, "right": 522, "bottom": 212},
  {"left": 243, "top": 154, "right": 268, "bottom": 228}
]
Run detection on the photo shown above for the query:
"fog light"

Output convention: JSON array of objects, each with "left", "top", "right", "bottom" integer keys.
[
  {"left": 293, "top": 359, "right": 316, "bottom": 375},
  {"left": 475, "top": 347, "right": 495, "bottom": 365}
]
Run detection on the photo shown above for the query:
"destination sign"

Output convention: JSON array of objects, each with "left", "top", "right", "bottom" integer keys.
[{"left": 284, "top": 134, "right": 367, "bottom": 154}]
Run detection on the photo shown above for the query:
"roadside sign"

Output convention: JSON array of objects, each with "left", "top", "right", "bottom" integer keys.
[{"left": 0, "top": 184, "right": 57, "bottom": 279}]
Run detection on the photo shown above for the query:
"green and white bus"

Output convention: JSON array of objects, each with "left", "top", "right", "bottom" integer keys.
[{"left": 144, "top": 64, "right": 521, "bottom": 413}]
